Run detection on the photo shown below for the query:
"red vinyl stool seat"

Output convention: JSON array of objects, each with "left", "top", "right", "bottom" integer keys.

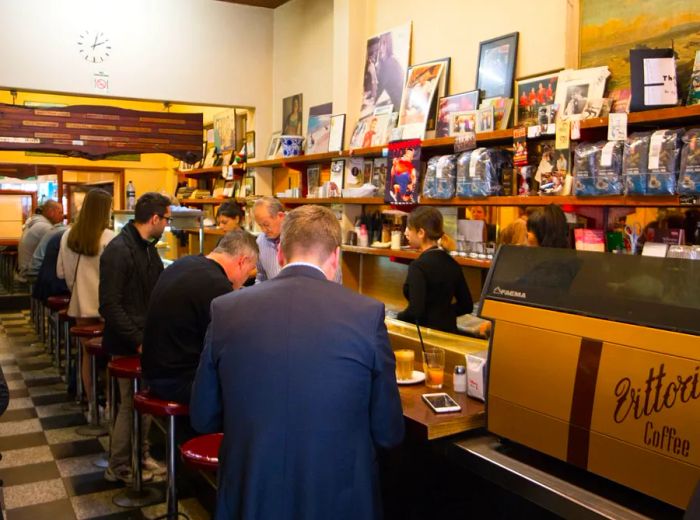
[
  {"left": 58, "top": 308, "right": 72, "bottom": 323},
  {"left": 46, "top": 294, "right": 70, "bottom": 311},
  {"left": 70, "top": 322, "right": 104, "bottom": 339},
  {"left": 134, "top": 392, "right": 190, "bottom": 516},
  {"left": 107, "top": 356, "right": 141, "bottom": 379},
  {"left": 181, "top": 433, "right": 223, "bottom": 472}
]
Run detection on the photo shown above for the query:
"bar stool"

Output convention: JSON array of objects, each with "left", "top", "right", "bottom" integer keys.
[
  {"left": 0, "top": 250, "right": 17, "bottom": 294},
  {"left": 109, "top": 357, "right": 163, "bottom": 508},
  {"left": 58, "top": 309, "right": 73, "bottom": 376},
  {"left": 76, "top": 336, "right": 108, "bottom": 437},
  {"left": 46, "top": 295, "right": 70, "bottom": 363},
  {"left": 134, "top": 391, "right": 189, "bottom": 517},
  {"left": 67, "top": 323, "right": 104, "bottom": 413},
  {"left": 180, "top": 433, "right": 222, "bottom": 472}
]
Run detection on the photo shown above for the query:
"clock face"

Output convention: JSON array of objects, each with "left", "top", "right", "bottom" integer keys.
[{"left": 77, "top": 30, "right": 111, "bottom": 63}]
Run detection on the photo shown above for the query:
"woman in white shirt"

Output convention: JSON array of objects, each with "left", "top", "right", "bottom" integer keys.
[{"left": 57, "top": 188, "right": 115, "bottom": 407}]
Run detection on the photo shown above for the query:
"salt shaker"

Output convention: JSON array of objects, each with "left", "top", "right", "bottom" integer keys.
[{"left": 453, "top": 365, "right": 467, "bottom": 393}]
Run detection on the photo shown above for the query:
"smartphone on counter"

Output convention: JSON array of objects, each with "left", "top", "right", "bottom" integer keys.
[{"left": 422, "top": 392, "right": 462, "bottom": 414}]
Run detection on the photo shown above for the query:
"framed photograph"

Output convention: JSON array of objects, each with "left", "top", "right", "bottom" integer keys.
[
  {"left": 515, "top": 70, "right": 561, "bottom": 126},
  {"left": 243, "top": 175, "right": 256, "bottom": 197},
  {"left": 213, "top": 109, "right": 237, "bottom": 152},
  {"left": 449, "top": 110, "right": 477, "bottom": 136},
  {"left": 476, "top": 32, "right": 519, "bottom": 100},
  {"left": 328, "top": 114, "right": 346, "bottom": 152},
  {"left": 245, "top": 131, "right": 256, "bottom": 159},
  {"left": 425, "top": 57, "right": 450, "bottom": 131},
  {"left": 202, "top": 143, "right": 217, "bottom": 168},
  {"left": 477, "top": 107, "right": 495, "bottom": 133},
  {"left": 363, "top": 159, "right": 374, "bottom": 184},
  {"left": 266, "top": 132, "right": 281, "bottom": 159},
  {"left": 330, "top": 159, "right": 345, "bottom": 194},
  {"left": 435, "top": 90, "right": 479, "bottom": 138},
  {"left": 306, "top": 165, "right": 321, "bottom": 198},
  {"left": 555, "top": 67, "right": 610, "bottom": 121},
  {"left": 282, "top": 94, "right": 303, "bottom": 136},
  {"left": 306, "top": 115, "right": 332, "bottom": 154},
  {"left": 481, "top": 97, "right": 514, "bottom": 130},
  {"left": 359, "top": 23, "right": 412, "bottom": 119},
  {"left": 398, "top": 60, "right": 446, "bottom": 139}
]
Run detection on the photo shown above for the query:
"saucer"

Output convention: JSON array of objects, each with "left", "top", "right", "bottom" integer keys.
[{"left": 397, "top": 370, "right": 426, "bottom": 385}]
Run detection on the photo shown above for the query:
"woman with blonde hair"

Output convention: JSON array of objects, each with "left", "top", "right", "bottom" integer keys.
[{"left": 58, "top": 188, "right": 115, "bottom": 410}]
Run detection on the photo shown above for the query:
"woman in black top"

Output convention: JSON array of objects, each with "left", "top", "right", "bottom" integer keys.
[{"left": 397, "top": 207, "right": 473, "bottom": 333}]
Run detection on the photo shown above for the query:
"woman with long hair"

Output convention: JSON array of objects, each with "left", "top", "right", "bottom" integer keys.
[
  {"left": 57, "top": 189, "right": 115, "bottom": 410},
  {"left": 526, "top": 204, "right": 570, "bottom": 248},
  {"left": 397, "top": 206, "right": 473, "bottom": 334}
]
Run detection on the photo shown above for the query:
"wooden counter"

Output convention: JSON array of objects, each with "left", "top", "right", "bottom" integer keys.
[
  {"left": 388, "top": 318, "right": 488, "bottom": 440},
  {"left": 399, "top": 379, "right": 485, "bottom": 440}
]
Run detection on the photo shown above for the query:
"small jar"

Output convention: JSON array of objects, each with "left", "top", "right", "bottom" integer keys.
[
  {"left": 453, "top": 365, "right": 467, "bottom": 393},
  {"left": 391, "top": 230, "right": 402, "bottom": 250}
]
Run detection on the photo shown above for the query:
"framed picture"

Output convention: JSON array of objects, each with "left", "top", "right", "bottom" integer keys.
[
  {"left": 266, "top": 132, "right": 281, "bottom": 159},
  {"left": 245, "top": 131, "right": 256, "bottom": 159},
  {"left": 330, "top": 159, "right": 345, "bottom": 195},
  {"left": 515, "top": 70, "right": 561, "bottom": 126},
  {"left": 282, "top": 94, "right": 303, "bottom": 136},
  {"left": 359, "top": 23, "right": 412, "bottom": 119},
  {"left": 363, "top": 159, "right": 374, "bottom": 184},
  {"left": 398, "top": 60, "right": 446, "bottom": 139},
  {"left": 223, "top": 180, "right": 235, "bottom": 198},
  {"left": 306, "top": 114, "right": 332, "bottom": 154},
  {"left": 328, "top": 114, "right": 346, "bottom": 152},
  {"left": 554, "top": 67, "right": 610, "bottom": 121},
  {"left": 477, "top": 107, "right": 495, "bottom": 133},
  {"left": 213, "top": 109, "right": 237, "bottom": 152},
  {"left": 436, "top": 90, "right": 479, "bottom": 138},
  {"left": 449, "top": 110, "right": 477, "bottom": 136},
  {"left": 306, "top": 165, "right": 321, "bottom": 198},
  {"left": 476, "top": 32, "right": 519, "bottom": 100},
  {"left": 243, "top": 175, "right": 256, "bottom": 197},
  {"left": 425, "top": 57, "right": 450, "bottom": 131},
  {"left": 345, "top": 158, "right": 364, "bottom": 189}
]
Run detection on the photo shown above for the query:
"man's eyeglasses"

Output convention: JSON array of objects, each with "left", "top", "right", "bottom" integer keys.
[{"left": 157, "top": 214, "right": 172, "bottom": 224}]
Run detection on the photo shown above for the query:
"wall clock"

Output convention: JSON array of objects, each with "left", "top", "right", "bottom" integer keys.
[{"left": 77, "top": 30, "right": 111, "bottom": 63}]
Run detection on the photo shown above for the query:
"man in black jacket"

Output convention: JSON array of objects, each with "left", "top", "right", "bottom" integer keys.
[{"left": 99, "top": 192, "right": 171, "bottom": 484}]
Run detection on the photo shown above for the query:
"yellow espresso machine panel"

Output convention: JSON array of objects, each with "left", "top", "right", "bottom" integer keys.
[{"left": 480, "top": 246, "right": 700, "bottom": 509}]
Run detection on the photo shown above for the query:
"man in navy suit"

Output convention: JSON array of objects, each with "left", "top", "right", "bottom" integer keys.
[{"left": 191, "top": 204, "right": 405, "bottom": 520}]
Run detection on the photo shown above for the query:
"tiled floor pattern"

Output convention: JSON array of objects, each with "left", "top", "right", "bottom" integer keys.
[{"left": 0, "top": 311, "right": 211, "bottom": 520}]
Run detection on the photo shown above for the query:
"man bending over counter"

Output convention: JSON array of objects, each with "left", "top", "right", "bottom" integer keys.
[
  {"left": 142, "top": 229, "right": 259, "bottom": 405},
  {"left": 191, "top": 204, "right": 404, "bottom": 520}
]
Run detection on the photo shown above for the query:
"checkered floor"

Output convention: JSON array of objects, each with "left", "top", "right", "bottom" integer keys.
[{"left": 0, "top": 311, "right": 211, "bottom": 520}]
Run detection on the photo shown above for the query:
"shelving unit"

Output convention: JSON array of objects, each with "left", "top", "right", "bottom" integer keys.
[
  {"left": 177, "top": 166, "right": 247, "bottom": 178},
  {"left": 342, "top": 245, "right": 491, "bottom": 269}
]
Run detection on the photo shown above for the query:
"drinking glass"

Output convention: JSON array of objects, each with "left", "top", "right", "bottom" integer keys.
[
  {"left": 423, "top": 347, "right": 445, "bottom": 389},
  {"left": 395, "top": 349, "right": 415, "bottom": 381}
]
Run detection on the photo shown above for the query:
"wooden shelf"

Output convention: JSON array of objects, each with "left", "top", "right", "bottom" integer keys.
[
  {"left": 180, "top": 198, "right": 227, "bottom": 205},
  {"left": 419, "top": 195, "right": 685, "bottom": 207},
  {"left": 246, "top": 105, "right": 700, "bottom": 171},
  {"left": 178, "top": 166, "right": 246, "bottom": 177},
  {"left": 182, "top": 228, "right": 225, "bottom": 236},
  {"left": 342, "top": 245, "right": 492, "bottom": 269},
  {"left": 279, "top": 197, "right": 385, "bottom": 205}
]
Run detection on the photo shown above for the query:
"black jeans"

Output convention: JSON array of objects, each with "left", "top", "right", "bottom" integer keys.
[{"left": 144, "top": 377, "right": 198, "bottom": 444}]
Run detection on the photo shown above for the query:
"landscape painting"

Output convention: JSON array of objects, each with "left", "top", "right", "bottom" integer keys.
[{"left": 579, "top": 0, "right": 700, "bottom": 111}]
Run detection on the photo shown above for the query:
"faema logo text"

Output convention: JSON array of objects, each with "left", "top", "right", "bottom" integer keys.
[
  {"left": 492, "top": 286, "right": 527, "bottom": 299},
  {"left": 614, "top": 363, "right": 699, "bottom": 459}
]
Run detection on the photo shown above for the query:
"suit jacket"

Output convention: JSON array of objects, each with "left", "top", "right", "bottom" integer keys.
[
  {"left": 191, "top": 265, "right": 405, "bottom": 520},
  {"left": 397, "top": 247, "right": 473, "bottom": 334}
]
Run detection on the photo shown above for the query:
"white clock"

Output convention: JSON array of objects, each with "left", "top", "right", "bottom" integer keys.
[{"left": 77, "top": 30, "right": 111, "bottom": 64}]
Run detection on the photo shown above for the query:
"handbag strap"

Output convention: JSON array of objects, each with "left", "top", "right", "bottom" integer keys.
[{"left": 68, "top": 254, "right": 81, "bottom": 307}]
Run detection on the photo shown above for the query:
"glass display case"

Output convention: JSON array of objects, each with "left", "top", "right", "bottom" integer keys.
[{"left": 112, "top": 207, "right": 204, "bottom": 266}]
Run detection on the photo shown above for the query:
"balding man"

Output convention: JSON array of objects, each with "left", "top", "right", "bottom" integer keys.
[
  {"left": 253, "top": 196, "right": 342, "bottom": 283},
  {"left": 16, "top": 200, "right": 63, "bottom": 282},
  {"left": 191, "top": 205, "right": 404, "bottom": 520}
]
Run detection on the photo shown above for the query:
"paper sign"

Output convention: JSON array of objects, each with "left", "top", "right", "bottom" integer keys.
[
  {"left": 648, "top": 131, "right": 665, "bottom": 170},
  {"left": 601, "top": 141, "right": 616, "bottom": 168},
  {"left": 555, "top": 119, "right": 570, "bottom": 150},
  {"left": 93, "top": 72, "right": 110, "bottom": 94},
  {"left": 454, "top": 132, "right": 476, "bottom": 153},
  {"left": 608, "top": 113, "right": 627, "bottom": 141}
]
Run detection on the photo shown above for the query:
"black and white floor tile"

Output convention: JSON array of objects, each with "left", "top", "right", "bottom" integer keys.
[{"left": 0, "top": 311, "right": 211, "bottom": 520}]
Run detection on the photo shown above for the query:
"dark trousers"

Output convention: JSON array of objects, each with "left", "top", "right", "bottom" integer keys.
[{"left": 145, "top": 377, "right": 197, "bottom": 445}]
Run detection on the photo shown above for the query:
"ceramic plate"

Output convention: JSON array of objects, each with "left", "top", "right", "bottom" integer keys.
[{"left": 397, "top": 370, "right": 426, "bottom": 385}]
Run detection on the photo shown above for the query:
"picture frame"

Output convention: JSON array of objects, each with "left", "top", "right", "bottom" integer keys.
[
  {"left": 436, "top": 90, "right": 480, "bottom": 138},
  {"left": 328, "top": 114, "right": 346, "bottom": 152},
  {"left": 282, "top": 94, "right": 303, "bottom": 136},
  {"left": 514, "top": 70, "right": 561, "bottom": 126},
  {"left": 398, "top": 60, "right": 446, "bottom": 139},
  {"left": 449, "top": 110, "right": 478, "bottom": 136},
  {"left": 554, "top": 66, "right": 610, "bottom": 122},
  {"left": 330, "top": 159, "right": 345, "bottom": 194},
  {"left": 223, "top": 180, "right": 235, "bottom": 198},
  {"left": 425, "top": 57, "right": 451, "bottom": 131},
  {"left": 476, "top": 32, "right": 519, "bottom": 100},
  {"left": 266, "top": 132, "right": 281, "bottom": 159},
  {"left": 245, "top": 131, "right": 256, "bottom": 159},
  {"left": 243, "top": 175, "right": 256, "bottom": 197},
  {"left": 306, "top": 164, "right": 321, "bottom": 198},
  {"left": 213, "top": 109, "right": 237, "bottom": 152},
  {"left": 476, "top": 106, "right": 495, "bottom": 133}
]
